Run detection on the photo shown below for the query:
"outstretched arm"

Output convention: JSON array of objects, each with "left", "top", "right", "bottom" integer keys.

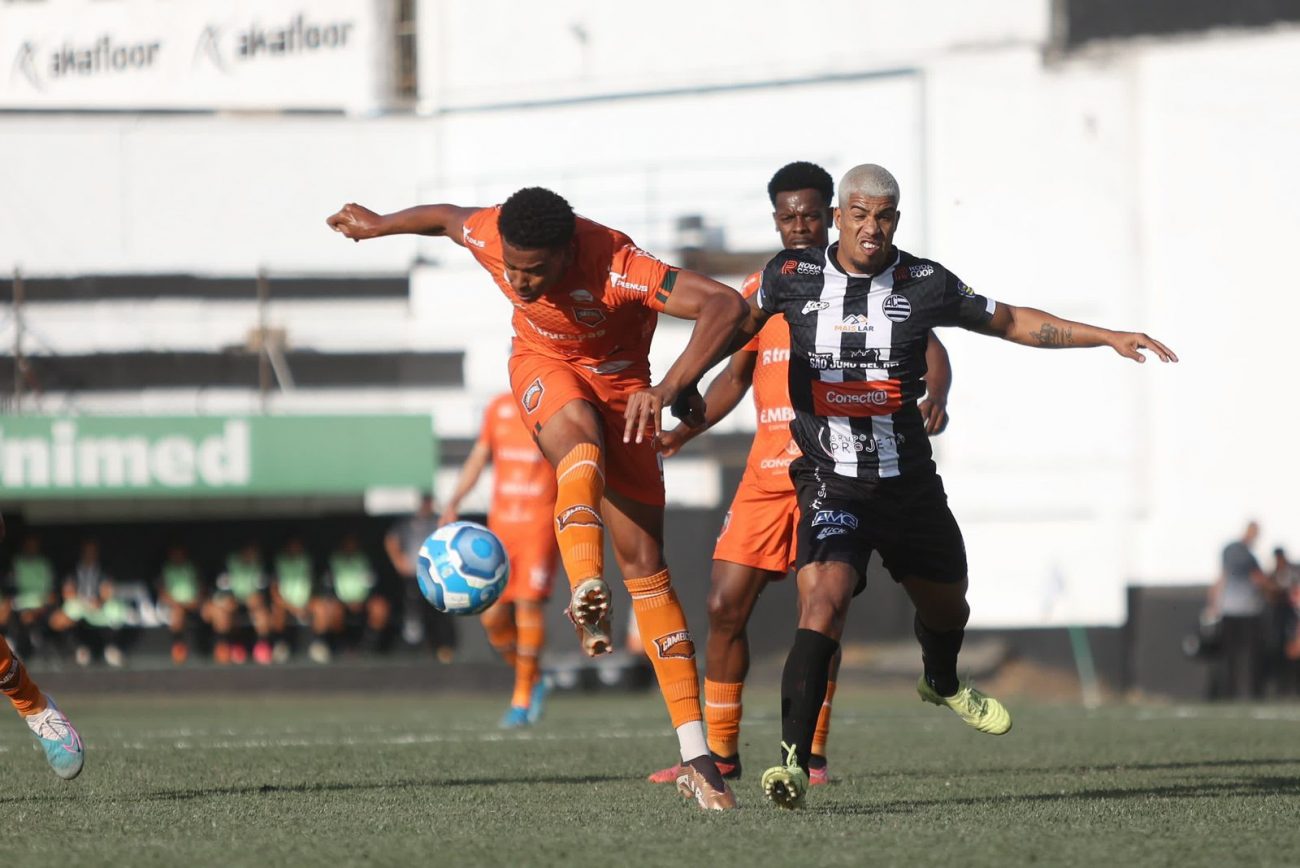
[
  {"left": 439, "top": 439, "right": 492, "bottom": 527},
  {"left": 623, "top": 270, "right": 748, "bottom": 443},
  {"left": 326, "top": 203, "right": 482, "bottom": 245},
  {"left": 980, "top": 304, "right": 1178, "bottom": 363},
  {"left": 918, "top": 330, "right": 952, "bottom": 435},
  {"left": 658, "top": 348, "right": 757, "bottom": 457}
]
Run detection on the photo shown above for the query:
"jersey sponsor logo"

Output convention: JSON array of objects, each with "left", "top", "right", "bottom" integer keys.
[
  {"left": 526, "top": 320, "right": 608, "bottom": 342},
  {"left": 816, "top": 526, "right": 848, "bottom": 540},
  {"left": 610, "top": 270, "right": 650, "bottom": 292},
  {"left": 573, "top": 307, "right": 606, "bottom": 327},
  {"left": 808, "top": 352, "right": 873, "bottom": 371},
  {"left": 462, "top": 226, "right": 486, "bottom": 249},
  {"left": 760, "top": 348, "right": 791, "bottom": 365},
  {"left": 811, "top": 379, "right": 903, "bottom": 417},
  {"left": 801, "top": 300, "right": 831, "bottom": 314},
  {"left": 882, "top": 294, "right": 912, "bottom": 323},
  {"left": 569, "top": 289, "right": 595, "bottom": 302},
  {"left": 759, "top": 456, "right": 795, "bottom": 470},
  {"left": 812, "top": 509, "right": 859, "bottom": 530},
  {"left": 555, "top": 504, "right": 603, "bottom": 532},
  {"left": 835, "top": 314, "right": 873, "bottom": 333},
  {"left": 958, "top": 281, "right": 976, "bottom": 298},
  {"left": 588, "top": 359, "right": 634, "bottom": 375},
  {"left": 759, "top": 407, "right": 795, "bottom": 424},
  {"left": 521, "top": 378, "right": 545, "bottom": 414},
  {"left": 781, "top": 260, "right": 823, "bottom": 276},
  {"left": 893, "top": 263, "right": 936, "bottom": 282},
  {"left": 652, "top": 630, "right": 696, "bottom": 660}
]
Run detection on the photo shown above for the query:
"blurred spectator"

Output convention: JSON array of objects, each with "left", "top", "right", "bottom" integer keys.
[
  {"left": 269, "top": 536, "right": 333, "bottom": 664},
  {"left": 1271, "top": 547, "right": 1300, "bottom": 694},
  {"left": 49, "top": 539, "right": 130, "bottom": 667},
  {"left": 210, "top": 542, "right": 273, "bottom": 665},
  {"left": 385, "top": 494, "right": 456, "bottom": 662},
  {"left": 156, "top": 543, "right": 208, "bottom": 665},
  {"left": 2, "top": 535, "right": 60, "bottom": 659},
  {"left": 1206, "top": 521, "right": 1272, "bottom": 699},
  {"left": 325, "top": 532, "right": 390, "bottom": 655}
]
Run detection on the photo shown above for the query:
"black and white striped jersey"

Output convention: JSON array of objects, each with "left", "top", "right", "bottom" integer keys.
[{"left": 757, "top": 243, "right": 997, "bottom": 481}]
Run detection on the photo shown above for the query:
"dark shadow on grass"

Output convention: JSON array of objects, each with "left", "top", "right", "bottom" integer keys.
[
  {"left": 858, "top": 756, "right": 1300, "bottom": 782},
  {"left": 146, "top": 773, "right": 628, "bottom": 802},
  {"left": 812, "top": 775, "right": 1300, "bottom": 816}
]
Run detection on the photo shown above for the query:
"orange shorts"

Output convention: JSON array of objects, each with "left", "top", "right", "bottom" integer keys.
[
  {"left": 712, "top": 472, "right": 799, "bottom": 575},
  {"left": 509, "top": 350, "right": 665, "bottom": 506},
  {"left": 495, "top": 530, "right": 558, "bottom": 603}
]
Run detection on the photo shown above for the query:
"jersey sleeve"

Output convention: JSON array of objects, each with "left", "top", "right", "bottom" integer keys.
[
  {"left": 606, "top": 241, "right": 678, "bottom": 311},
  {"left": 461, "top": 207, "right": 503, "bottom": 271},
  {"left": 933, "top": 268, "right": 997, "bottom": 329},
  {"left": 757, "top": 254, "right": 792, "bottom": 316},
  {"left": 476, "top": 401, "right": 497, "bottom": 452},
  {"left": 739, "top": 271, "right": 763, "bottom": 352}
]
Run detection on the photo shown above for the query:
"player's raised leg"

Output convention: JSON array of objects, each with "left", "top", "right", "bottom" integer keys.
[
  {"left": 905, "top": 576, "right": 1011, "bottom": 734},
  {"left": 1, "top": 633, "right": 83, "bottom": 780},
  {"left": 603, "top": 490, "right": 736, "bottom": 810}
]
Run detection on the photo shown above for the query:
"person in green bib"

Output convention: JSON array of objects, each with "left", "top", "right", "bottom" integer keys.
[
  {"left": 269, "top": 536, "right": 334, "bottom": 664},
  {"left": 156, "top": 544, "right": 208, "bottom": 665},
  {"left": 210, "top": 542, "right": 273, "bottom": 665},
  {"left": 1, "top": 535, "right": 60, "bottom": 659},
  {"left": 323, "top": 533, "right": 390, "bottom": 654}
]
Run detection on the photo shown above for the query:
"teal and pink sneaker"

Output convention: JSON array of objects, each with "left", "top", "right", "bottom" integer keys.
[{"left": 26, "top": 695, "right": 84, "bottom": 780}]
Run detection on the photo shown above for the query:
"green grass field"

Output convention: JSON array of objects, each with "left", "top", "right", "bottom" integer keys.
[{"left": 5, "top": 688, "right": 1300, "bottom": 867}]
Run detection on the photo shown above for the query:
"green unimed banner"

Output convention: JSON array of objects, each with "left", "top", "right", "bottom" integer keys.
[{"left": 0, "top": 415, "right": 435, "bottom": 498}]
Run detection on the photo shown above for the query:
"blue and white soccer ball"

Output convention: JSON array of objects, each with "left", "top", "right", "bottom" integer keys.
[{"left": 416, "top": 521, "right": 510, "bottom": 615}]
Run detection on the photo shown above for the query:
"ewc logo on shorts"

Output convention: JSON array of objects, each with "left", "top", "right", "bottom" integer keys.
[
  {"left": 812, "top": 509, "right": 859, "bottom": 530},
  {"left": 521, "top": 378, "right": 544, "bottom": 414}
]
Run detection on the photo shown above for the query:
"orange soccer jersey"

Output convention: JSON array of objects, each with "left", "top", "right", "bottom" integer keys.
[
  {"left": 712, "top": 271, "right": 801, "bottom": 574},
  {"left": 462, "top": 207, "right": 676, "bottom": 504},
  {"left": 478, "top": 393, "right": 559, "bottom": 602}
]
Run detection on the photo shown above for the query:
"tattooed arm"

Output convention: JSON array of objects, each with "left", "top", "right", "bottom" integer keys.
[{"left": 979, "top": 303, "right": 1178, "bottom": 363}]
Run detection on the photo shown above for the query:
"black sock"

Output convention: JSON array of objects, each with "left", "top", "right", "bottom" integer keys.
[
  {"left": 780, "top": 628, "right": 840, "bottom": 772},
  {"left": 915, "top": 613, "right": 964, "bottom": 697}
]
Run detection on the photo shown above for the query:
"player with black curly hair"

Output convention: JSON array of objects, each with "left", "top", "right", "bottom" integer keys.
[{"left": 328, "top": 187, "right": 746, "bottom": 811}]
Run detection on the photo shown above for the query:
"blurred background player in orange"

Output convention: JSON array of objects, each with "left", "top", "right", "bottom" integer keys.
[
  {"left": 647, "top": 162, "right": 953, "bottom": 787},
  {"left": 328, "top": 187, "right": 747, "bottom": 810},
  {"left": 0, "top": 513, "right": 84, "bottom": 780},
  {"left": 441, "top": 388, "right": 560, "bottom": 728}
]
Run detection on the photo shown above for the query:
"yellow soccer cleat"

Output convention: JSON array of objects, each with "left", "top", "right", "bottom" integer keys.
[
  {"left": 760, "top": 742, "right": 809, "bottom": 810},
  {"left": 916, "top": 676, "right": 1012, "bottom": 735}
]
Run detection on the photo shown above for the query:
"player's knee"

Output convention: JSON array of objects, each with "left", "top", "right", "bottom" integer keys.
[{"left": 706, "top": 586, "right": 747, "bottom": 637}]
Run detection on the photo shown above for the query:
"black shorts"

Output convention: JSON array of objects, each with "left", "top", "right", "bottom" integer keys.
[{"left": 792, "top": 458, "right": 968, "bottom": 594}]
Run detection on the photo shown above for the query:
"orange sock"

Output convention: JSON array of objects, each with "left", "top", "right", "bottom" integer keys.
[
  {"left": 512, "top": 603, "right": 545, "bottom": 708},
  {"left": 626, "top": 569, "right": 701, "bottom": 729},
  {"left": 705, "top": 679, "right": 743, "bottom": 758},
  {"left": 812, "top": 679, "right": 837, "bottom": 757},
  {"left": 480, "top": 603, "right": 518, "bottom": 668},
  {"left": 0, "top": 636, "right": 46, "bottom": 716},
  {"left": 554, "top": 444, "right": 605, "bottom": 590}
]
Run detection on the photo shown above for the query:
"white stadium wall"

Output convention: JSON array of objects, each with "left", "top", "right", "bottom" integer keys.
[{"left": 3, "top": 0, "right": 1298, "bottom": 626}]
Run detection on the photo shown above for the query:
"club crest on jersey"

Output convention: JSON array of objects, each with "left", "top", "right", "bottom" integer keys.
[
  {"left": 782, "top": 260, "right": 823, "bottom": 276},
  {"left": 882, "top": 295, "right": 912, "bottom": 323},
  {"left": 521, "top": 378, "right": 545, "bottom": 414},
  {"left": 555, "top": 505, "right": 603, "bottom": 532},
  {"left": 573, "top": 307, "right": 606, "bottom": 327},
  {"left": 652, "top": 630, "right": 696, "bottom": 660},
  {"left": 801, "top": 300, "right": 831, "bottom": 314}
]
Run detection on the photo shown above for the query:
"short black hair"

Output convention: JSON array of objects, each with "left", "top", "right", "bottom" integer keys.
[
  {"left": 498, "top": 187, "right": 576, "bottom": 250},
  {"left": 768, "top": 161, "right": 834, "bottom": 207}
]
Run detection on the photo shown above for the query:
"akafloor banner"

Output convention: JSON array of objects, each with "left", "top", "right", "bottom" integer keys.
[
  {"left": 0, "top": 0, "right": 389, "bottom": 111},
  {"left": 0, "top": 415, "right": 434, "bottom": 497}
]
